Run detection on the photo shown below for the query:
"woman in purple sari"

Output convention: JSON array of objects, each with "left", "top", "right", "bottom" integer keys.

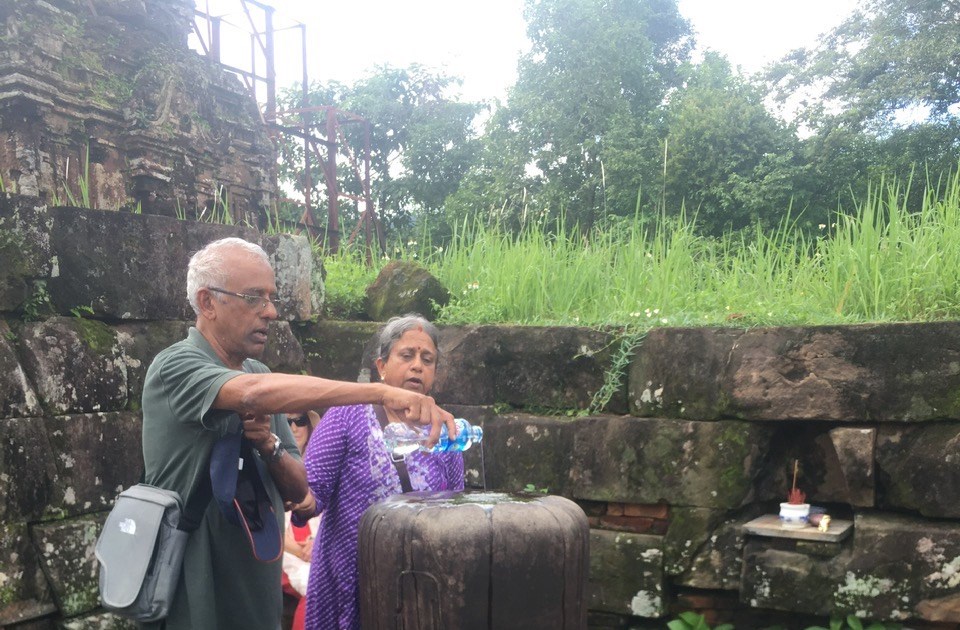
[{"left": 299, "top": 314, "right": 464, "bottom": 630}]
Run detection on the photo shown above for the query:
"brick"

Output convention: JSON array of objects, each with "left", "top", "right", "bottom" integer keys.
[
  {"left": 624, "top": 502, "right": 670, "bottom": 519},
  {"left": 598, "top": 515, "right": 656, "bottom": 533}
]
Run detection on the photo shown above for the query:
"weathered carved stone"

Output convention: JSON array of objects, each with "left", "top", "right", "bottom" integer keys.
[
  {"left": 589, "top": 529, "right": 666, "bottom": 618},
  {"left": 830, "top": 427, "right": 876, "bottom": 507},
  {"left": 0, "top": 203, "right": 316, "bottom": 321},
  {"left": 844, "top": 513, "right": 960, "bottom": 622},
  {"left": 31, "top": 514, "right": 105, "bottom": 618},
  {"left": 630, "top": 327, "right": 742, "bottom": 420},
  {"left": 294, "top": 320, "right": 381, "bottom": 383},
  {"left": 915, "top": 592, "right": 960, "bottom": 624},
  {"left": 259, "top": 321, "right": 308, "bottom": 375},
  {"left": 17, "top": 317, "right": 127, "bottom": 414},
  {"left": 0, "top": 321, "right": 42, "bottom": 419},
  {"left": 42, "top": 413, "right": 142, "bottom": 517},
  {"left": 0, "top": 194, "right": 51, "bottom": 312},
  {"left": 0, "top": 417, "right": 58, "bottom": 523},
  {"left": 46, "top": 207, "right": 247, "bottom": 321},
  {"left": 677, "top": 516, "right": 751, "bottom": 589},
  {"left": 0, "top": 0, "right": 274, "bottom": 222},
  {"left": 434, "top": 325, "right": 626, "bottom": 412},
  {"left": 660, "top": 507, "right": 726, "bottom": 579},
  {"left": 740, "top": 540, "right": 851, "bottom": 616},
  {"left": 568, "top": 417, "right": 771, "bottom": 509},
  {"left": 876, "top": 424, "right": 960, "bottom": 518},
  {"left": 741, "top": 513, "right": 960, "bottom": 623},
  {"left": 440, "top": 404, "right": 497, "bottom": 488},
  {"left": 631, "top": 323, "right": 960, "bottom": 422},
  {"left": 262, "top": 233, "right": 313, "bottom": 322},
  {"left": 474, "top": 413, "right": 574, "bottom": 495},
  {"left": 0, "top": 522, "right": 56, "bottom": 626},
  {"left": 45, "top": 207, "right": 202, "bottom": 320},
  {"left": 364, "top": 260, "right": 450, "bottom": 322}
]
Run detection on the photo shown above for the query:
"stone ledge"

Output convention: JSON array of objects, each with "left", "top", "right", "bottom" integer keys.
[
  {"left": 630, "top": 323, "right": 960, "bottom": 422},
  {"left": 743, "top": 514, "right": 853, "bottom": 543}
]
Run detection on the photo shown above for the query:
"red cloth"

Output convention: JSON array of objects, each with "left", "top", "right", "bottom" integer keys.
[
  {"left": 292, "top": 596, "right": 306, "bottom": 630},
  {"left": 292, "top": 521, "right": 311, "bottom": 542},
  {"left": 283, "top": 520, "right": 313, "bottom": 629},
  {"left": 281, "top": 572, "right": 298, "bottom": 598}
]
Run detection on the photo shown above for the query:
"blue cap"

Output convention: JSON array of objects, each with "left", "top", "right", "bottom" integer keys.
[{"left": 209, "top": 424, "right": 282, "bottom": 562}]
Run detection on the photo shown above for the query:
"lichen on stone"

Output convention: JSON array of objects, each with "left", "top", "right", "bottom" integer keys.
[
  {"left": 834, "top": 571, "right": 910, "bottom": 620},
  {"left": 630, "top": 590, "right": 662, "bottom": 617}
]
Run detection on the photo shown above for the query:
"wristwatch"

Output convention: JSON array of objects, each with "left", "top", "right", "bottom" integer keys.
[{"left": 259, "top": 432, "right": 285, "bottom": 463}]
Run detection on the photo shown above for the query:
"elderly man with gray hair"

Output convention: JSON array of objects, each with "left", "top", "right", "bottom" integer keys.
[{"left": 140, "top": 237, "right": 455, "bottom": 630}]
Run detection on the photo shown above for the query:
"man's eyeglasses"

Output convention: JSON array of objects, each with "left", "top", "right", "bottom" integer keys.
[
  {"left": 208, "top": 287, "right": 275, "bottom": 313},
  {"left": 287, "top": 414, "right": 310, "bottom": 428}
]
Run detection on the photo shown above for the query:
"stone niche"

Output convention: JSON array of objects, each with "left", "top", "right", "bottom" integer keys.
[{"left": 0, "top": 0, "right": 275, "bottom": 225}]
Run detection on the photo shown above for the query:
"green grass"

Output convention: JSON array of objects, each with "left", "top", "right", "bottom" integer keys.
[
  {"left": 321, "top": 248, "right": 381, "bottom": 319},
  {"left": 319, "top": 169, "right": 960, "bottom": 330},
  {"left": 63, "top": 145, "right": 91, "bottom": 208}
]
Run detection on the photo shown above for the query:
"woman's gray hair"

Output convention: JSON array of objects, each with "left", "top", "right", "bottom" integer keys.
[
  {"left": 377, "top": 314, "right": 440, "bottom": 363},
  {"left": 186, "top": 237, "right": 269, "bottom": 315}
]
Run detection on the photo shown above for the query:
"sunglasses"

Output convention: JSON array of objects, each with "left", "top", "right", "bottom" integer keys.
[{"left": 287, "top": 415, "right": 310, "bottom": 428}]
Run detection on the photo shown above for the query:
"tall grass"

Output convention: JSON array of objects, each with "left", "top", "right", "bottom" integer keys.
[
  {"left": 432, "top": 172, "right": 960, "bottom": 327},
  {"left": 322, "top": 169, "right": 960, "bottom": 329}
]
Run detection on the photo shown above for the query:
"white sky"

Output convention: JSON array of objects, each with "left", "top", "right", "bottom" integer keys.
[{"left": 193, "top": 0, "right": 860, "bottom": 104}]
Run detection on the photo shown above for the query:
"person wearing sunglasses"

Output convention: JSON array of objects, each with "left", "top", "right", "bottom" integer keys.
[
  {"left": 140, "top": 238, "right": 456, "bottom": 630},
  {"left": 299, "top": 314, "right": 465, "bottom": 630}
]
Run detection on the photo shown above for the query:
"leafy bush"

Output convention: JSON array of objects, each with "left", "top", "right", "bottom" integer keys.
[
  {"left": 667, "top": 611, "right": 901, "bottom": 630},
  {"left": 320, "top": 250, "right": 382, "bottom": 319}
]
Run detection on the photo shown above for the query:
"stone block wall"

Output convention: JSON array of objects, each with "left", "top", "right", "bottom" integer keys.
[{"left": 2, "top": 198, "right": 960, "bottom": 628}]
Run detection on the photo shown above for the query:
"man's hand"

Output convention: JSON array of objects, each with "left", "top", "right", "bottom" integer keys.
[
  {"left": 241, "top": 412, "right": 273, "bottom": 453},
  {"left": 380, "top": 386, "right": 456, "bottom": 448},
  {"left": 286, "top": 490, "right": 318, "bottom": 521}
]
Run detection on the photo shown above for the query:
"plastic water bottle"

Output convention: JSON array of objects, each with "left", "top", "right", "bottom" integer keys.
[{"left": 382, "top": 418, "right": 483, "bottom": 457}]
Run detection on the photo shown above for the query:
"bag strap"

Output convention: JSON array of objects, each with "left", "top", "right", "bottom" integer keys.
[
  {"left": 137, "top": 443, "right": 214, "bottom": 533},
  {"left": 374, "top": 406, "right": 413, "bottom": 493}
]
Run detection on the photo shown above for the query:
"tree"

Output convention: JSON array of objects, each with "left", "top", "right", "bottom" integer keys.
[
  {"left": 766, "top": 0, "right": 960, "bottom": 217},
  {"left": 661, "top": 54, "right": 804, "bottom": 234},
  {"left": 277, "top": 65, "right": 482, "bottom": 239},
  {"left": 449, "top": 0, "right": 693, "bottom": 231},
  {"left": 768, "top": 0, "right": 960, "bottom": 130}
]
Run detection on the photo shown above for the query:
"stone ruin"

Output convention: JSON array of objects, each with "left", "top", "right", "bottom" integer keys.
[
  {"left": 0, "top": 0, "right": 275, "bottom": 224},
  {"left": 4, "top": 196, "right": 960, "bottom": 628},
  {"left": 2, "top": 0, "right": 960, "bottom": 629}
]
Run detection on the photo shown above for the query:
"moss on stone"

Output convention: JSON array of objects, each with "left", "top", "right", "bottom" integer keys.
[
  {"left": 72, "top": 318, "right": 116, "bottom": 354},
  {"left": 0, "top": 225, "right": 30, "bottom": 290},
  {"left": 0, "top": 582, "right": 17, "bottom": 607},
  {"left": 661, "top": 507, "right": 720, "bottom": 575},
  {"left": 714, "top": 423, "right": 761, "bottom": 504}
]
